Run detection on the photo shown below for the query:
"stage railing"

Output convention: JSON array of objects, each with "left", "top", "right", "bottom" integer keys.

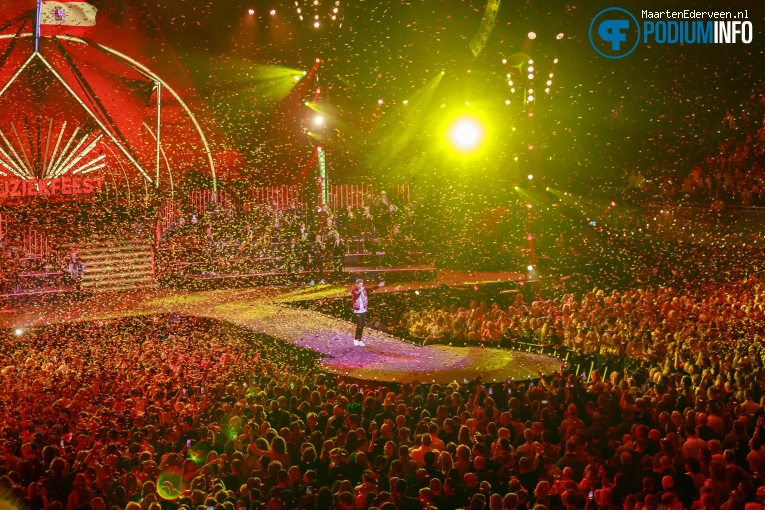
[
  {"left": 21, "top": 228, "right": 55, "bottom": 265},
  {"left": 329, "top": 183, "right": 411, "bottom": 210},
  {"left": 507, "top": 339, "right": 648, "bottom": 381},
  {"left": 0, "top": 212, "right": 55, "bottom": 265},
  {"left": 158, "top": 183, "right": 412, "bottom": 239}
]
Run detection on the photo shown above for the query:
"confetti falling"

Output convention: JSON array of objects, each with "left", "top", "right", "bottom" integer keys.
[{"left": 0, "top": 0, "right": 763, "bottom": 507}]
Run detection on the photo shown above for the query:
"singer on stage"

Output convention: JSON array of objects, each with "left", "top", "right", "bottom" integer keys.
[{"left": 351, "top": 279, "right": 384, "bottom": 346}]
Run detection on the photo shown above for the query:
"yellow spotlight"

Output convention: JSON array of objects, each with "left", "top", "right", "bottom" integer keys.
[{"left": 449, "top": 119, "right": 483, "bottom": 150}]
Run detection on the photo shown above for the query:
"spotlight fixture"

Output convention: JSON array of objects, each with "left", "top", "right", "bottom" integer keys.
[
  {"left": 528, "top": 32, "right": 536, "bottom": 39},
  {"left": 248, "top": 8, "right": 255, "bottom": 15},
  {"left": 449, "top": 119, "right": 483, "bottom": 150}
]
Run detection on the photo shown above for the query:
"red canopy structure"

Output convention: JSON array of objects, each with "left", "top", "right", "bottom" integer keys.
[{"left": 0, "top": 2, "right": 222, "bottom": 204}]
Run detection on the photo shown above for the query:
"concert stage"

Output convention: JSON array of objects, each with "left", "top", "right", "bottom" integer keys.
[{"left": 1, "top": 272, "right": 561, "bottom": 383}]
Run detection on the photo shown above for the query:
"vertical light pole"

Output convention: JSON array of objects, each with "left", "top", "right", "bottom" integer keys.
[
  {"left": 35, "top": 0, "right": 42, "bottom": 53},
  {"left": 317, "top": 146, "right": 328, "bottom": 205}
]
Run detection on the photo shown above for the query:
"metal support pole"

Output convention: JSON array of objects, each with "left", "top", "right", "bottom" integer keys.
[
  {"left": 155, "top": 82, "right": 161, "bottom": 187},
  {"left": 35, "top": 0, "right": 42, "bottom": 53}
]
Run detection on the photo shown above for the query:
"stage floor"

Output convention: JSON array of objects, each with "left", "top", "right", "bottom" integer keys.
[{"left": 0, "top": 271, "right": 562, "bottom": 383}]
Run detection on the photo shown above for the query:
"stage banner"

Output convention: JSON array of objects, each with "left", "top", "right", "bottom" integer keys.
[
  {"left": 39, "top": 1, "right": 97, "bottom": 37},
  {"left": 0, "top": 177, "right": 104, "bottom": 198}
]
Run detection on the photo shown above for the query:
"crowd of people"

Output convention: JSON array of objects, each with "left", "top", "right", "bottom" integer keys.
[
  {"left": 628, "top": 84, "right": 765, "bottom": 206},
  {"left": 158, "top": 191, "right": 419, "bottom": 280},
  {"left": 3, "top": 272, "right": 765, "bottom": 509},
  {"left": 402, "top": 276, "right": 765, "bottom": 360}
]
